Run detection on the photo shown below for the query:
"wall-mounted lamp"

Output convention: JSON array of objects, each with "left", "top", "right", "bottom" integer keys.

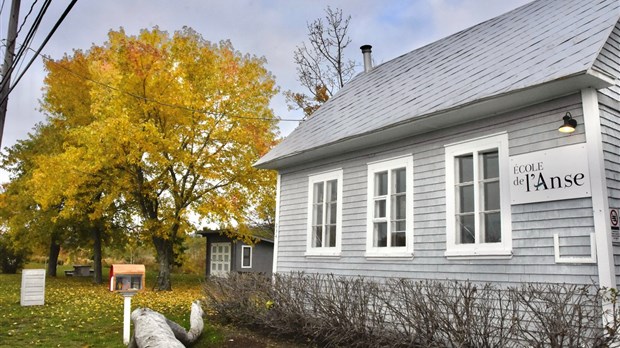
[{"left": 558, "top": 112, "right": 577, "bottom": 133}]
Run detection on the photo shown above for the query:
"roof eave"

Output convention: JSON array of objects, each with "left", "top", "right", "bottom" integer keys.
[
  {"left": 197, "top": 229, "right": 274, "bottom": 244},
  {"left": 255, "top": 70, "right": 615, "bottom": 171}
]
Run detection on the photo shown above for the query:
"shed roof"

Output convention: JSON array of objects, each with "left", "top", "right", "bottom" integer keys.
[
  {"left": 110, "top": 264, "right": 145, "bottom": 275},
  {"left": 198, "top": 228, "right": 274, "bottom": 244},
  {"left": 256, "top": 0, "right": 620, "bottom": 169}
]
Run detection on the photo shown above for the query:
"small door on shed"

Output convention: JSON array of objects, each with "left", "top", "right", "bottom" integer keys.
[{"left": 210, "top": 242, "right": 231, "bottom": 277}]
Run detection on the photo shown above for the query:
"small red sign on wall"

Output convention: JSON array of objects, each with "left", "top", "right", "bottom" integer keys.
[{"left": 611, "top": 208, "right": 620, "bottom": 246}]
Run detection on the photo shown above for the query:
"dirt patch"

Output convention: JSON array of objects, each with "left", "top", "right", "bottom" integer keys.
[
  {"left": 212, "top": 325, "right": 311, "bottom": 348},
  {"left": 218, "top": 336, "right": 269, "bottom": 348}
]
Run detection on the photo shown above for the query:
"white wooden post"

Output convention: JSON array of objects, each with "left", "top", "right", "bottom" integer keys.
[
  {"left": 122, "top": 292, "right": 136, "bottom": 345},
  {"left": 272, "top": 174, "right": 281, "bottom": 278}
]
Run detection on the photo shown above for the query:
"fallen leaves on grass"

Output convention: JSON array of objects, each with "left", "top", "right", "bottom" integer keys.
[{"left": 0, "top": 271, "right": 203, "bottom": 348}]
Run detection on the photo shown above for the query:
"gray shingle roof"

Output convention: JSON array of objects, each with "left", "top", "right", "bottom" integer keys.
[{"left": 257, "top": 0, "right": 620, "bottom": 169}]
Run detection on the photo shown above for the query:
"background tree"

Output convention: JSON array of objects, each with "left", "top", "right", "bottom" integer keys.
[
  {"left": 0, "top": 124, "right": 67, "bottom": 277},
  {"left": 30, "top": 27, "right": 279, "bottom": 290},
  {"left": 247, "top": 169, "right": 277, "bottom": 233},
  {"left": 0, "top": 211, "right": 30, "bottom": 274},
  {"left": 33, "top": 49, "right": 107, "bottom": 265},
  {"left": 0, "top": 50, "right": 126, "bottom": 283},
  {"left": 0, "top": 121, "right": 120, "bottom": 281},
  {"left": 284, "top": 7, "right": 356, "bottom": 118}
]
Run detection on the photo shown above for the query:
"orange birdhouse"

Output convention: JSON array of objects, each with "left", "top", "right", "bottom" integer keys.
[{"left": 109, "top": 264, "right": 145, "bottom": 293}]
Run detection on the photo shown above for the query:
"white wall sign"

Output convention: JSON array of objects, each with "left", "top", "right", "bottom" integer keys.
[
  {"left": 20, "top": 269, "right": 46, "bottom": 306},
  {"left": 510, "top": 144, "right": 591, "bottom": 205}
]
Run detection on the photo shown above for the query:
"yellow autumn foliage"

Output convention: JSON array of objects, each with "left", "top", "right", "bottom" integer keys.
[{"left": 28, "top": 27, "right": 279, "bottom": 290}]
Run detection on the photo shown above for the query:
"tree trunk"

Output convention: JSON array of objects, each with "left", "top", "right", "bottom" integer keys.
[
  {"left": 92, "top": 223, "right": 103, "bottom": 284},
  {"left": 47, "top": 237, "right": 60, "bottom": 277},
  {"left": 153, "top": 236, "right": 173, "bottom": 291},
  {"left": 128, "top": 301, "right": 204, "bottom": 348}
]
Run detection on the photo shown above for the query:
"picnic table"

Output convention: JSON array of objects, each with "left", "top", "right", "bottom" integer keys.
[{"left": 64, "top": 265, "right": 93, "bottom": 277}]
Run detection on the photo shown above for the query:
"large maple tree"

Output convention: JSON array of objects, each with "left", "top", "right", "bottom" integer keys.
[{"left": 29, "top": 27, "right": 279, "bottom": 290}]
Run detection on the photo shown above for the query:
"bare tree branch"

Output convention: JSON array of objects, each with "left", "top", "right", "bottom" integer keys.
[{"left": 285, "top": 7, "right": 356, "bottom": 119}]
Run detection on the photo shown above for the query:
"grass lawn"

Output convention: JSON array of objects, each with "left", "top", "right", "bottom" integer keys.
[{"left": 0, "top": 264, "right": 222, "bottom": 348}]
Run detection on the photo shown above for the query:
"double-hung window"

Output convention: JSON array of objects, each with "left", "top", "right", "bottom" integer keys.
[
  {"left": 444, "top": 133, "right": 511, "bottom": 258},
  {"left": 366, "top": 156, "right": 414, "bottom": 258},
  {"left": 241, "top": 245, "right": 252, "bottom": 268},
  {"left": 307, "top": 169, "right": 343, "bottom": 257}
]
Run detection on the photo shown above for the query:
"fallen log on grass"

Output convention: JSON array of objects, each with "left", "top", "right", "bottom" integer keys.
[{"left": 128, "top": 300, "right": 204, "bottom": 348}]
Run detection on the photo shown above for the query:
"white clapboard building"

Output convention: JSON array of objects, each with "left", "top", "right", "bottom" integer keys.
[{"left": 256, "top": 0, "right": 620, "bottom": 290}]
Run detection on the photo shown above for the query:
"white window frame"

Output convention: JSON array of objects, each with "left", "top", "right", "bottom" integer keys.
[
  {"left": 444, "top": 132, "right": 512, "bottom": 258},
  {"left": 306, "top": 169, "right": 343, "bottom": 257},
  {"left": 241, "top": 245, "right": 252, "bottom": 269},
  {"left": 366, "top": 155, "right": 414, "bottom": 258}
]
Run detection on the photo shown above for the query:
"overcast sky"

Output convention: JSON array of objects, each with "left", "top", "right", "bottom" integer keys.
[{"left": 0, "top": 0, "right": 531, "bottom": 164}]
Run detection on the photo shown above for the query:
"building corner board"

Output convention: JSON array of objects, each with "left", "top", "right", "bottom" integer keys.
[{"left": 581, "top": 88, "right": 616, "bottom": 289}]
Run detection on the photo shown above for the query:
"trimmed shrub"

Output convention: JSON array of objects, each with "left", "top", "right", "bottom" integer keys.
[{"left": 204, "top": 273, "right": 620, "bottom": 347}]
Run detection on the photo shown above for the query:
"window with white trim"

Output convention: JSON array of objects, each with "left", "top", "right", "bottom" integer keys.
[
  {"left": 366, "top": 156, "right": 414, "bottom": 257},
  {"left": 307, "top": 169, "right": 343, "bottom": 257},
  {"left": 444, "top": 133, "right": 512, "bottom": 258},
  {"left": 241, "top": 245, "right": 252, "bottom": 268}
]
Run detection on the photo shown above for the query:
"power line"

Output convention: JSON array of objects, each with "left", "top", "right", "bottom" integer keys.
[
  {"left": 15, "top": 0, "right": 38, "bottom": 38},
  {"left": 12, "top": 0, "right": 44, "bottom": 83},
  {"left": 0, "top": 0, "right": 51, "bottom": 94},
  {"left": 11, "top": 0, "right": 49, "bottom": 80},
  {"left": 0, "top": 0, "right": 6, "bottom": 17},
  {"left": 0, "top": 0, "right": 77, "bottom": 146},
  {"left": 0, "top": 0, "right": 19, "bottom": 148},
  {"left": 0, "top": 0, "right": 50, "bottom": 93},
  {"left": 0, "top": 0, "right": 76, "bottom": 106}
]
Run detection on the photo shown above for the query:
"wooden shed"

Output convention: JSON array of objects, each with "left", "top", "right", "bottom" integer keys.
[{"left": 198, "top": 229, "right": 274, "bottom": 277}]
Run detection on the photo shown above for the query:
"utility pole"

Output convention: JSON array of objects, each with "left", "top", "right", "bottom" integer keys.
[{"left": 0, "top": 0, "right": 21, "bottom": 147}]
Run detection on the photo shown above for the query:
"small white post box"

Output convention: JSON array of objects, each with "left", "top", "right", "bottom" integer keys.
[{"left": 109, "top": 264, "right": 145, "bottom": 292}]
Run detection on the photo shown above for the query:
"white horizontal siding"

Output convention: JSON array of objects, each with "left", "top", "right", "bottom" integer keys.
[
  {"left": 275, "top": 172, "right": 309, "bottom": 271},
  {"left": 596, "top": 18, "right": 620, "bottom": 281},
  {"left": 276, "top": 94, "right": 599, "bottom": 285},
  {"left": 598, "top": 88, "right": 620, "bottom": 286},
  {"left": 594, "top": 21, "right": 620, "bottom": 101}
]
